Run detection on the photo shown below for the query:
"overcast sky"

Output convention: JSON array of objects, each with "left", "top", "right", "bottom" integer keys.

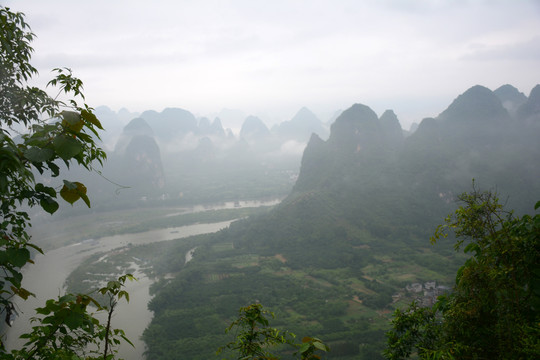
[{"left": 5, "top": 0, "right": 540, "bottom": 129}]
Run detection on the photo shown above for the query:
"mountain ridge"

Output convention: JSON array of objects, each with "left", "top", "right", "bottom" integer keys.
[{"left": 101, "top": 83, "right": 540, "bottom": 360}]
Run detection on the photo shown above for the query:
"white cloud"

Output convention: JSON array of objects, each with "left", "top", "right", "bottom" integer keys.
[{"left": 462, "top": 37, "right": 540, "bottom": 61}]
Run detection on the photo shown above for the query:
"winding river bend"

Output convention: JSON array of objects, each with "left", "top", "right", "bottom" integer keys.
[
  {"left": 5, "top": 199, "right": 281, "bottom": 359},
  {"left": 6, "top": 221, "right": 233, "bottom": 358}
]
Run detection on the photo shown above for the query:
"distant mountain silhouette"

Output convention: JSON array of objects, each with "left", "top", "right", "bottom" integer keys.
[
  {"left": 114, "top": 117, "right": 154, "bottom": 155},
  {"left": 294, "top": 103, "right": 402, "bottom": 194},
  {"left": 275, "top": 107, "right": 328, "bottom": 141},
  {"left": 141, "top": 107, "right": 198, "bottom": 141},
  {"left": 110, "top": 118, "right": 165, "bottom": 194},
  {"left": 122, "top": 117, "right": 154, "bottom": 136},
  {"left": 197, "top": 117, "right": 226, "bottom": 137},
  {"left": 94, "top": 106, "right": 140, "bottom": 150},
  {"left": 494, "top": 84, "right": 527, "bottom": 115},
  {"left": 239, "top": 115, "right": 271, "bottom": 141},
  {"left": 438, "top": 85, "right": 510, "bottom": 124},
  {"left": 210, "top": 118, "right": 226, "bottom": 137},
  {"left": 124, "top": 135, "right": 165, "bottom": 189},
  {"left": 197, "top": 117, "right": 212, "bottom": 134},
  {"left": 516, "top": 84, "right": 540, "bottom": 124},
  {"left": 408, "top": 122, "right": 419, "bottom": 134},
  {"left": 328, "top": 103, "right": 384, "bottom": 154},
  {"left": 379, "top": 109, "right": 404, "bottom": 146},
  {"left": 193, "top": 136, "right": 216, "bottom": 163}
]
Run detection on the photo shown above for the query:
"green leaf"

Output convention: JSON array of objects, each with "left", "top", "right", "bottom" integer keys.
[
  {"left": 7, "top": 247, "right": 30, "bottom": 267},
  {"left": 60, "top": 111, "right": 80, "bottom": 124},
  {"left": 313, "top": 340, "right": 329, "bottom": 352},
  {"left": 456, "top": 265, "right": 465, "bottom": 284},
  {"left": 118, "top": 290, "right": 130, "bottom": 302},
  {"left": 0, "top": 251, "right": 8, "bottom": 265},
  {"left": 11, "top": 286, "right": 34, "bottom": 300},
  {"left": 24, "top": 147, "right": 54, "bottom": 162},
  {"left": 58, "top": 294, "right": 77, "bottom": 304},
  {"left": 40, "top": 196, "right": 59, "bottom": 214},
  {"left": 60, "top": 181, "right": 88, "bottom": 206},
  {"left": 80, "top": 192, "right": 91, "bottom": 207},
  {"left": 62, "top": 179, "right": 78, "bottom": 190},
  {"left": 61, "top": 111, "right": 84, "bottom": 133},
  {"left": 463, "top": 242, "right": 480, "bottom": 255},
  {"left": 299, "top": 342, "right": 310, "bottom": 353},
  {"left": 49, "top": 161, "right": 60, "bottom": 177},
  {"left": 53, "top": 134, "right": 82, "bottom": 160},
  {"left": 26, "top": 242, "right": 44, "bottom": 255},
  {"left": 35, "top": 305, "right": 52, "bottom": 316},
  {"left": 81, "top": 109, "right": 104, "bottom": 130},
  {"left": 120, "top": 334, "right": 135, "bottom": 347},
  {"left": 35, "top": 183, "right": 57, "bottom": 197},
  {"left": 535, "top": 200, "right": 540, "bottom": 211},
  {"left": 64, "top": 311, "right": 84, "bottom": 330},
  {"left": 7, "top": 272, "right": 23, "bottom": 287}
]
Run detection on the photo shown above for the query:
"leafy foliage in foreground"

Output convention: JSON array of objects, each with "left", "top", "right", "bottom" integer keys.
[
  {"left": 219, "top": 303, "right": 329, "bottom": 360},
  {"left": 8, "top": 275, "right": 134, "bottom": 360},
  {"left": 1, "top": 6, "right": 133, "bottom": 359},
  {"left": 385, "top": 189, "right": 540, "bottom": 359},
  {"left": 1, "top": 5, "right": 105, "bottom": 329}
]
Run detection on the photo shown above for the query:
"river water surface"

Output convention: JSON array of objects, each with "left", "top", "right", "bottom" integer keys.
[
  {"left": 4, "top": 200, "right": 281, "bottom": 359},
  {"left": 5, "top": 220, "right": 235, "bottom": 359}
]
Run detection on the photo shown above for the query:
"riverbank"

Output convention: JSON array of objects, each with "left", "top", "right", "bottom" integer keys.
[
  {"left": 4, "top": 220, "right": 234, "bottom": 359},
  {"left": 30, "top": 198, "right": 282, "bottom": 251},
  {"left": 5, "top": 198, "right": 282, "bottom": 358}
]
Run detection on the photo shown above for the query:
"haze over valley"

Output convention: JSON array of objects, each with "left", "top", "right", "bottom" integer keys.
[
  {"left": 2, "top": 1, "right": 540, "bottom": 359},
  {"left": 8, "top": 82, "right": 540, "bottom": 359}
]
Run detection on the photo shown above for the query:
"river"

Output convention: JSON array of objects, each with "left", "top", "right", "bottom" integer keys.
[
  {"left": 4, "top": 199, "right": 280, "bottom": 359},
  {"left": 5, "top": 221, "right": 234, "bottom": 358},
  {"left": 4, "top": 200, "right": 280, "bottom": 360}
]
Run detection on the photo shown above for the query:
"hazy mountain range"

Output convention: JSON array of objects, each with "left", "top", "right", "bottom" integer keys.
[
  {"left": 134, "top": 83, "right": 540, "bottom": 359},
  {"left": 53, "top": 105, "right": 331, "bottom": 212},
  {"left": 44, "top": 83, "right": 540, "bottom": 359},
  {"left": 96, "top": 105, "right": 330, "bottom": 154},
  {"left": 52, "top": 83, "right": 539, "bottom": 217}
]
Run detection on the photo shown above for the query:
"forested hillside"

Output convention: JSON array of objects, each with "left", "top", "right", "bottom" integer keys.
[{"left": 139, "top": 84, "right": 540, "bottom": 359}]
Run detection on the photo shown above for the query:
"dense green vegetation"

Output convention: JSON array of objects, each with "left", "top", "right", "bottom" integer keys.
[
  {"left": 136, "top": 216, "right": 462, "bottom": 359},
  {"left": 60, "top": 203, "right": 462, "bottom": 359},
  {"left": 385, "top": 190, "right": 540, "bottom": 359}
]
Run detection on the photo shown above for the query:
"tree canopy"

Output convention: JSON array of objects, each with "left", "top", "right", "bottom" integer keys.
[{"left": 384, "top": 188, "right": 540, "bottom": 359}]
